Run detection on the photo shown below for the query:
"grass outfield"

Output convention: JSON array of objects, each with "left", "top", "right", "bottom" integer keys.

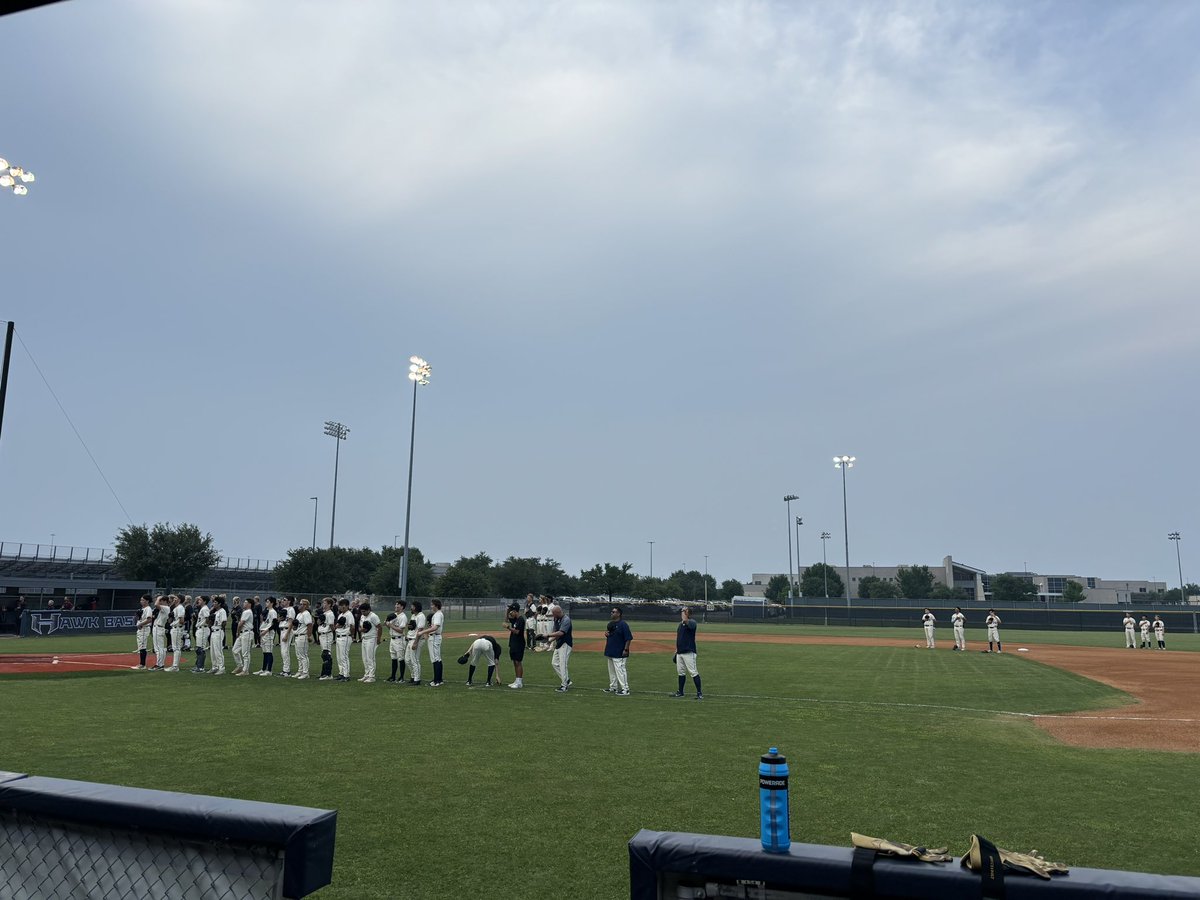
[{"left": 1, "top": 633, "right": 1198, "bottom": 898}]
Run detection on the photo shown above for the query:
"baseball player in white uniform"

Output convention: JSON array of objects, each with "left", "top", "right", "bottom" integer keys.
[
  {"left": 1122, "top": 614, "right": 1136, "bottom": 648},
  {"left": 535, "top": 602, "right": 552, "bottom": 650},
  {"left": 232, "top": 598, "right": 254, "bottom": 676},
  {"left": 985, "top": 609, "right": 1002, "bottom": 653},
  {"left": 192, "top": 596, "right": 211, "bottom": 673},
  {"left": 921, "top": 608, "right": 936, "bottom": 649},
  {"left": 210, "top": 598, "right": 228, "bottom": 675},
  {"left": 257, "top": 597, "right": 278, "bottom": 675},
  {"left": 1153, "top": 615, "right": 1166, "bottom": 650},
  {"left": 277, "top": 597, "right": 296, "bottom": 677},
  {"left": 134, "top": 595, "right": 153, "bottom": 669},
  {"left": 951, "top": 607, "right": 966, "bottom": 651},
  {"left": 358, "top": 602, "right": 381, "bottom": 683},
  {"left": 317, "top": 598, "right": 336, "bottom": 680},
  {"left": 151, "top": 596, "right": 170, "bottom": 670},
  {"left": 1138, "top": 615, "right": 1152, "bottom": 649},
  {"left": 168, "top": 596, "right": 185, "bottom": 671},
  {"left": 458, "top": 635, "right": 501, "bottom": 687},
  {"left": 385, "top": 601, "right": 409, "bottom": 683},
  {"left": 406, "top": 602, "right": 426, "bottom": 685},
  {"left": 419, "top": 599, "right": 445, "bottom": 687},
  {"left": 334, "top": 599, "right": 354, "bottom": 682},
  {"left": 292, "top": 599, "right": 313, "bottom": 679}
]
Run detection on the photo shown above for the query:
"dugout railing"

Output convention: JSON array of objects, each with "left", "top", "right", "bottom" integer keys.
[
  {"left": 629, "top": 830, "right": 1200, "bottom": 899},
  {"left": 0, "top": 771, "right": 336, "bottom": 899}
]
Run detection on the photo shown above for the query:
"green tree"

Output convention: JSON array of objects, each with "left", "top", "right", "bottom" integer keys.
[
  {"left": 896, "top": 564, "right": 936, "bottom": 599},
  {"left": 113, "top": 522, "right": 220, "bottom": 591},
  {"left": 435, "top": 552, "right": 494, "bottom": 599},
  {"left": 1160, "top": 588, "right": 1183, "bottom": 605},
  {"left": 799, "top": 563, "right": 843, "bottom": 599},
  {"left": 719, "top": 578, "right": 744, "bottom": 601},
  {"left": 367, "top": 546, "right": 434, "bottom": 597},
  {"left": 492, "top": 557, "right": 578, "bottom": 598},
  {"left": 577, "top": 562, "right": 636, "bottom": 601},
  {"left": 634, "top": 576, "right": 669, "bottom": 601},
  {"left": 989, "top": 573, "right": 1039, "bottom": 604},
  {"left": 929, "top": 583, "right": 968, "bottom": 601},
  {"left": 763, "top": 574, "right": 790, "bottom": 601},
  {"left": 858, "top": 576, "right": 900, "bottom": 599},
  {"left": 273, "top": 546, "right": 383, "bottom": 595},
  {"left": 1061, "top": 580, "right": 1086, "bottom": 603},
  {"left": 664, "top": 569, "right": 713, "bottom": 602}
]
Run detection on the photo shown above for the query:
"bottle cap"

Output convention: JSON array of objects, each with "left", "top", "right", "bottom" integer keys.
[{"left": 761, "top": 748, "right": 786, "bottom": 764}]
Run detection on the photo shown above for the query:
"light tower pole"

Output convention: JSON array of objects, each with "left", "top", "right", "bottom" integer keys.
[
  {"left": 1169, "top": 532, "right": 1186, "bottom": 604},
  {"left": 647, "top": 541, "right": 654, "bottom": 579},
  {"left": 309, "top": 497, "right": 318, "bottom": 551},
  {"left": 324, "top": 421, "right": 350, "bottom": 548},
  {"left": 783, "top": 494, "right": 798, "bottom": 599},
  {"left": 794, "top": 516, "right": 804, "bottom": 599},
  {"left": 834, "top": 456, "right": 855, "bottom": 608},
  {"left": 820, "top": 532, "right": 831, "bottom": 598},
  {"left": 399, "top": 356, "right": 432, "bottom": 602}
]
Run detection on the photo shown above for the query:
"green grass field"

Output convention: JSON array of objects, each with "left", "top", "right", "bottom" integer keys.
[{"left": 2, "top": 626, "right": 1199, "bottom": 898}]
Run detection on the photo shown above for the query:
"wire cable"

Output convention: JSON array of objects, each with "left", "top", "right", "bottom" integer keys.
[{"left": 13, "top": 327, "right": 134, "bottom": 524}]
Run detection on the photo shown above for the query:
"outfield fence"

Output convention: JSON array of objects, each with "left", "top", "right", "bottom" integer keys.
[{"left": 0, "top": 772, "right": 335, "bottom": 899}]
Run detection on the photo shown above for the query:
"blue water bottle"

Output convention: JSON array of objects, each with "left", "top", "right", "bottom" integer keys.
[{"left": 759, "top": 747, "right": 790, "bottom": 853}]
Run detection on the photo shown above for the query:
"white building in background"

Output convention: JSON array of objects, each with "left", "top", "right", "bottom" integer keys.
[{"left": 745, "top": 555, "right": 1165, "bottom": 605}]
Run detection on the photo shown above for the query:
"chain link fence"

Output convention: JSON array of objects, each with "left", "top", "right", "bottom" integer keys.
[{"left": 0, "top": 809, "right": 286, "bottom": 900}]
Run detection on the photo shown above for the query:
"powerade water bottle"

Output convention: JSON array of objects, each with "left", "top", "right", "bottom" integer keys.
[{"left": 759, "top": 747, "right": 790, "bottom": 853}]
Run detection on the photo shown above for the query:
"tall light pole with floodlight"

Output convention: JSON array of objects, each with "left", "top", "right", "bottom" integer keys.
[
  {"left": 820, "top": 532, "right": 831, "bottom": 598},
  {"left": 399, "top": 356, "right": 431, "bottom": 602},
  {"left": 783, "top": 495, "right": 798, "bottom": 598},
  {"left": 1169, "top": 532, "right": 1186, "bottom": 603},
  {"left": 324, "top": 421, "right": 349, "bottom": 548},
  {"left": 834, "top": 456, "right": 855, "bottom": 608},
  {"left": 310, "top": 497, "right": 318, "bottom": 551}
]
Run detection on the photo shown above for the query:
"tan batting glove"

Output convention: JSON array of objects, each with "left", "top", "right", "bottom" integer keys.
[
  {"left": 961, "top": 834, "right": 1069, "bottom": 880},
  {"left": 851, "top": 833, "right": 952, "bottom": 863}
]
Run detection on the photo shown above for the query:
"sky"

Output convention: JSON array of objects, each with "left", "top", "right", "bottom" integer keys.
[{"left": 1, "top": 1, "right": 1198, "bottom": 587}]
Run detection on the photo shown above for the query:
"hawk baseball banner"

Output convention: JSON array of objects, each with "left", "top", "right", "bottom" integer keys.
[{"left": 19, "top": 610, "right": 140, "bottom": 637}]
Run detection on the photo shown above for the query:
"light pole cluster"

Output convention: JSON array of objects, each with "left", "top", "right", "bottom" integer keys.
[
  {"left": 323, "top": 421, "right": 349, "bottom": 548},
  {"left": 399, "top": 356, "right": 432, "bottom": 602},
  {"left": 834, "top": 456, "right": 855, "bottom": 608},
  {"left": 0, "top": 158, "right": 35, "bottom": 196},
  {"left": 783, "top": 494, "right": 798, "bottom": 599}
]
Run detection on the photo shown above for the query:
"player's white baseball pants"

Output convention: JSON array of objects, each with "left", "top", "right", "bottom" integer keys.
[
  {"left": 210, "top": 632, "right": 226, "bottom": 673},
  {"left": 675, "top": 652, "right": 699, "bottom": 677},
  {"left": 195, "top": 625, "right": 210, "bottom": 652},
  {"left": 233, "top": 632, "right": 253, "bottom": 671},
  {"left": 987, "top": 626, "right": 1000, "bottom": 646},
  {"left": 152, "top": 627, "right": 167, "bottom": 667},
  {"left": 406, "top": 640, "right": 422, "bottom": 682},
  {"left": 953, "top": 625, "right": 965, "bottom": 650},
  {"left": 552, "top": 644, "right": 572, "bottom": 687},
  {"left": 1155, "top": 628, "right": 1165, "bottom": 647},
  {"left": 923, "top": 624, "right": 935, "bottom": 649},
  {"left": 293, "top": 639, "right": 310, "bottom": 678},
  {"left": 389, "top": 638, "right": 405, "bottom": 661},
  {"left": 170, "top": 626, "right": 184, "bottom": 668},
  {"left": 427, "top": 634, "right": 442, "bottom": 664},
  {"left": 606, "top": 657, "right": 629, "bottom": 692},
  {"left": 1140, "top": 628, "right": 1150, "bottom": 647},
  {"left": 278, "top": 635, "right": 292, "bottom": 674},
  {"left": 361, "top": 640, "right": 378, "bottom": 680},
  {"left": 260, "top": 630, "right": 275, "bottom": 663},
  {"left": 1125, "top": 627, "right": 1135, "bottom": 648},
  {"left": 136, "top": 627, "right": 149, "bottom": 652},
  {"left": 336, "top": 635, "right": 352, "bottom": 678}
]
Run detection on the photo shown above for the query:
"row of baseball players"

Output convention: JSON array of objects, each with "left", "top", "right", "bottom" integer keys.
[
  {"left": 134, "top": 594, "right": 450, "bottom": 684},
  {"left": 1121, "top": 614, "right": 1168, "bottom": 649},
  {"left": 919, "top": 608, "right": 1004, "bottom": 652}
]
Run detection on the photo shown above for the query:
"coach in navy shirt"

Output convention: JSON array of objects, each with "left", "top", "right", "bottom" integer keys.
[
  {"left": 548, "top": 604, "right": 573, "bottom": 693},
  {"left": 603, "top": 607, "right": 633, "bottom": 696},
  {"left": 671, "top": 607, "right": 703, "bottom": 700}
]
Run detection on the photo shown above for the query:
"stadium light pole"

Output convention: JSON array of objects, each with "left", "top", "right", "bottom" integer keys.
[
  {"left": 0, "top": 157, "right": 35, "bottom": 197},
  {"left": 794, "top": 516, "right": 804, "bottom": 599},
  {"left": 820, "top": 532, "right": 831, "bottom": 598},
  {"left": 1169, "top": 532, "right": 1185, "bottom": 603},
  {"left": 0, "top": 320, "right": 14, "bottom": 453},
  {"left": 309, "top": 497, "right": 318, "bottom": 551},
  {"left": 399, "top": 356, "right": 431, "bottom": 602},
  {"left": 647, "top": 541, "right": 654, "bottom": 578},
  {"left": 324, "top": 421, "right": 349, "bottom": 548},
  {"left": 834, "top": 456, "right": 855, "bottom": 609},
  {"left": 783, "top": 495, "right": 798, "bottom": 599},
  {"left": 703, "top": 555, "right": 709, "bottom": 607}
]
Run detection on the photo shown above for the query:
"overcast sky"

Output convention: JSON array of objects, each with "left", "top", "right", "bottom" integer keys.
[{"left": 1, "top": 1, "right": 1197, "bottom": 586}]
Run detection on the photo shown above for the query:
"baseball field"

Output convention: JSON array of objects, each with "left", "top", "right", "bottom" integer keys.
[{"left": 2, "top": 622, "right": 1199, "bottom": 898}]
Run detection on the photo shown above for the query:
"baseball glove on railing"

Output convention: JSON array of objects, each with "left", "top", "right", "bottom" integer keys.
[
  {"left": 851, "top": 833, "right": 952, "bottom": 863},
  {"left": 960, "top": 833, "right": 1069, "bottom": 880}
]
